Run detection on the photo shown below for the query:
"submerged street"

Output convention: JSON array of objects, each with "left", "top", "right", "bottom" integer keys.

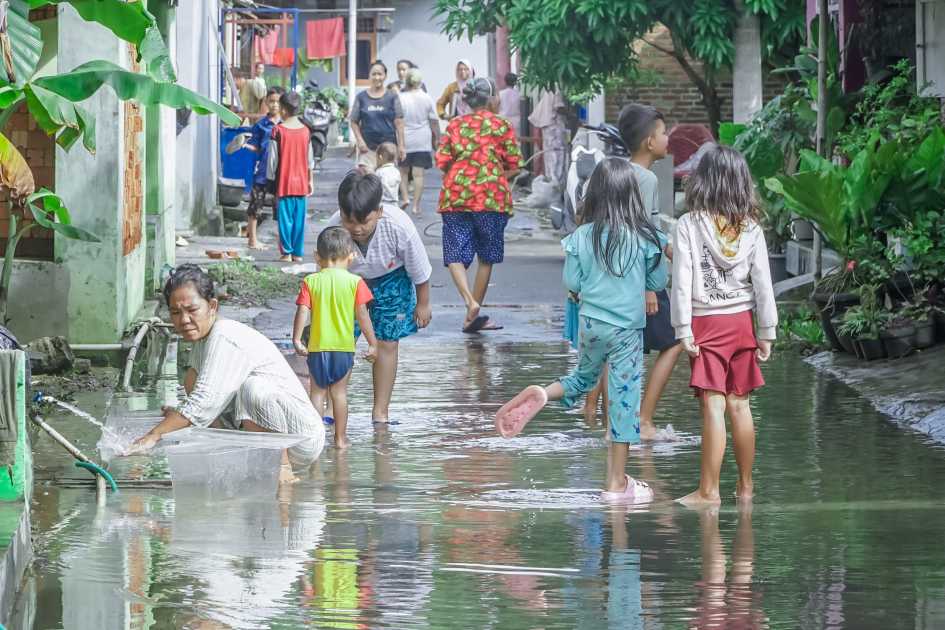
[{"left": 23, "top": 324, "right": 945, "bottom": 629}]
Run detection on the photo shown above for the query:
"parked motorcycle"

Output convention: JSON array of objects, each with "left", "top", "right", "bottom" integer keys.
[
  {"left": 550, "top": 123, "right": 628, "bottom": 234},
  {"left": 301, "top": 80, "right": 332, "bottom": 163}
]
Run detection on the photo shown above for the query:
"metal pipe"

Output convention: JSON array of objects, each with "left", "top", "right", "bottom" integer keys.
[
  {"left": 30, "top": 413, "right": 91, "bottom": 462},
  {"left": 29, "top": 414, "right": 114, "bottom": 502},
  {"left": 122, "top": 322, "right": 152, "bottom": 392},
  {"left": 70, "top": 343, "right": 124, "bottom": 351},
  {"left": 348, "top": 0, "right": 357, "bottom": 147}
]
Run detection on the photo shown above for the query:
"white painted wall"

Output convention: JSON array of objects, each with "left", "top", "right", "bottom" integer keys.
[
  {"left": 378, "top": 1, "right": 489, "bottom": 102},
  {"left": 174, "top": 0, "right": 221, "bottom": 233},
  {"left": 299, "top": 1, "right": 489, "bottom": 106}
]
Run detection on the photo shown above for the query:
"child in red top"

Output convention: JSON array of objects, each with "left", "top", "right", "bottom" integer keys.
[{"left": 267, "top": 91, "right": 313, "bottom": 262}]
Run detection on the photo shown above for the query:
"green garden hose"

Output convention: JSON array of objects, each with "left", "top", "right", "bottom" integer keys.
[{"left": 75, "top": 461, "right": 118, "bottom": 493}]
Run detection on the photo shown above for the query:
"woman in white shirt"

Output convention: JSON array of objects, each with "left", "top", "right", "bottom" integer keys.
[{"left": 398, "top": 68, "right": 440, "bottom": 215}]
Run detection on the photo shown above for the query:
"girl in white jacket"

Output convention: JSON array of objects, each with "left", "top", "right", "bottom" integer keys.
[{"left": 671, "top": 144, "right": 777, "bottom": 506}]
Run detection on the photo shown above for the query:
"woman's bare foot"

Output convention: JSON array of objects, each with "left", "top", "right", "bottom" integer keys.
[
  {"left": 292, "top": 256, "right": 304, "bottom": 262},
  {"left": 248, "top": 241, "right": 268, "bottom": 251},
  {"left": 279, "top": 255, "right": 292, "bottom": 262},
  {"left": 411, "top": 205, "right": 421, "bottom": 215},
  {"left": 334, "top": 437, "right": 350, "bottom": 450},
  {"left": 676, "top": 489, "right": 721, "bottom": 506}
]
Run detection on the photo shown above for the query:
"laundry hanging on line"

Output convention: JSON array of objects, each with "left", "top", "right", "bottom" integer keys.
[
  {"left": 306, "top": 18, "right": 346, "bottom": 59},
  {"left": 254, "top": 26, "right": 280, "bottom": 65}
]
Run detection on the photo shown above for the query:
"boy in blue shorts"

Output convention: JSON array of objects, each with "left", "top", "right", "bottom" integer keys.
[{"left": 293, "top": 227, "right": 378, "bottom": 449}]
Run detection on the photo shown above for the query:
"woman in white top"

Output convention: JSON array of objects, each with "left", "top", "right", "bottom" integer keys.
[
  {"left": 398, "top": 68, "right": 440, "bottom": 215},
  {"left": 131, "top": 265, "right": 325, "bottom": 479}
]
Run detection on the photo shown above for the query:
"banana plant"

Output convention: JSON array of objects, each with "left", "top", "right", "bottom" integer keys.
[
  {"left": 0, "top": 0, "right": 241, "bottom": 322},
  {"left": 0, "top": 131, "right": 98, "bottom": 322}
]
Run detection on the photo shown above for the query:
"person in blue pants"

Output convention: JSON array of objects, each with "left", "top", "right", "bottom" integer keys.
[{"left": 267, "top": 91, "right": 314, "bottom": 262}]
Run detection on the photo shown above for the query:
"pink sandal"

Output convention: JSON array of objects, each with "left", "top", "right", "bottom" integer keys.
[
  {"left": 495, "top": 385, "right": 548, "bottom": 438},
  {"left": 601, "top": 474, "right": 654, "bottom": 504}
]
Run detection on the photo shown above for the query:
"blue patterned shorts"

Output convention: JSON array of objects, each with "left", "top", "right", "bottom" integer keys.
[
  {"left": 441, "top": 211, "right": 509, "bottom": 267},
  {"left": 355, "top": 266, "right": 418, "bottom": 342},
  {"left": 560, "top": 316, "right": 645, "bottom": 444}
]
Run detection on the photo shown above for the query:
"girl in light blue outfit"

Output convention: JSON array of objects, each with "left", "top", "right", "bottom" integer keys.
[{"left": 495, "top": 158, "right": 667, "bottom": 502}]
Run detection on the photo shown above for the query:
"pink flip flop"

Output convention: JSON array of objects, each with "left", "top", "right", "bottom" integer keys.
[
  {"left": 601, "top": 474, "right": 654, "bottom": 504},
  {"left": 495, "top": 385, "right": 548, "bottom": 438}
]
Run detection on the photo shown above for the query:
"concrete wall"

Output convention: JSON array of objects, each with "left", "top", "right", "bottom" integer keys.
[
  {"left": 174, "top": 0, "right": 220, "bottom": 234},
  {"left": 56, "top": 6, "right": 143, "bottom": 344}
]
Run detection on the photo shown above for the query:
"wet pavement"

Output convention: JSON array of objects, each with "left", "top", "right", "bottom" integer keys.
[
  {"left": 16, "top": 148, "right": 945, "bottom": 628},
  {"left": 18, "top": 335, "right": 945, "bottom": 629}
]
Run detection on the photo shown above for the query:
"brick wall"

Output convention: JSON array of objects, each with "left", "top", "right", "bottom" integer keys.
[
  {"left": 122, "top": 44, "right": 143, "bottom": 256},
  {"left": 605, "top": 25, "right": 787, "bottom": 130},
  {"left": 0, "top": 107, "right": 57, "bottom": 261},
  {"left": 0, "top": 7, "right": 58, "bottom": 260}
]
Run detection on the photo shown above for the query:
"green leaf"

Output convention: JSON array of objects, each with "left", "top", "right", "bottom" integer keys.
[
  {"left": 23, "top": 82, "right": 97, "bottom": 152},
  {"left": 0, "top": 130, "right": 35, "bottom": 198},
  {"left": 28, "top": 0, "right": 176, "bottom": 81},
  {"left": 33, "top": 60, "right": 240, "bottom": 126},
  {"left": 5, "top": 0, "right": 43, "bottom": 87},
  {"left": 26, "top": 187, "right": 99, "bottom": 242}
]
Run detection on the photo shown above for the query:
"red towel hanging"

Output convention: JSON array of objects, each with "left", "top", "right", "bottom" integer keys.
[{"left": 306, "top": 17, "right": 346, "bottom": 59}]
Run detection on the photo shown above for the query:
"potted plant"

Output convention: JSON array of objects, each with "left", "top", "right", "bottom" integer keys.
[
  {"left": 833, "top": 311, "right": 860, "bottom": 356},
  {"left": 765, "top": 140, "right": 897, "bottom": 350},
  {"left": 838, "top": 285, "right": 886, "bottom": 360},
  {"left": 880, "top": 309, "right": 917, "bottom": 359},
  {"left": 902, "top": 301, "right": 936, "bottom": 349}
]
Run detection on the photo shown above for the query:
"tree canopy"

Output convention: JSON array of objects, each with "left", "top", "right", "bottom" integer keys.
[{"left": 435, "top": 0, "right": 805, "bottom": 132}]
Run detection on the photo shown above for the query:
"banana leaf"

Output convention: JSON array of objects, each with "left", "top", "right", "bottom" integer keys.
[
  {"left": 0, "top": 130, "right": 34, "bottom": 198},
  {"left": 27, "top": 0, "right": 175, "bottom": 81},
  {"left": 24, "top": 82, "right": 95, "bottom": 151},
  {"left": 33, "top": 60, "right": 240, "bottom": 126},
  {"left": 765, "top": 168, "right": 851, "bottom": 256},
  {"left": 26, "top": 187, "right": 99, "bottom": 241},
  {"left": 3, "top": 0, "right": 42, "bottom": 87}
]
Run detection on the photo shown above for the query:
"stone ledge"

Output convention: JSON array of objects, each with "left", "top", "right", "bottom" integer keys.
[{"left": 806, "top": 345, "right": 945, "bottom": 445}]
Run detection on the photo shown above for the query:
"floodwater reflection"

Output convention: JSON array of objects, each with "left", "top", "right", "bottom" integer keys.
[{"left": 19, "top": 343, "right": 945, "bottom": 629}]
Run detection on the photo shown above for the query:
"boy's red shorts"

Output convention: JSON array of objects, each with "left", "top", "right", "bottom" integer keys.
[{"left": 689, "top": 310, "right": 765, "bottom": 397}]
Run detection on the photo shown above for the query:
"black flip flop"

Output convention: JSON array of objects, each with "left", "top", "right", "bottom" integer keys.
[{"left": 462, "top": 315, "right": 489, "bottom": 333}]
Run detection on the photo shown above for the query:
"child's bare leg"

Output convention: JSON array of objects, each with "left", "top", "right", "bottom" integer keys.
[
  {"left": 583, "top": 366, "right": 604, "bottom": 427},
  {"left": 371, "top": 340, "right": 399, "bottom": 423},
  {"left": 398, "top": 166, "right": 410, "bottom": 206},
  {"left": 606, "top": 441, "right": 630, "bottom": 492},
  {"left": 726, "top": 393, "right": 755, "bottom": 499},
  {"left": 309, "top": 383, "right": 327, "bottom": 420},
  {"left": 448, "top": 263, "right": 480, "bottom": 327},
  {"left": 410, "top": 166, "right": 425, "bottom": 214},
  {"left": 678, "top": 390, "right": 726, "bottom": 505},
  {"left": 247, "top": 215, "right": 260, "bottom": 248},
  {"left": 639, "top": 343, "right": 683, "bottom": 439},
  {"left": 329, "top": 371, "right": 352, "bottom": 449}
]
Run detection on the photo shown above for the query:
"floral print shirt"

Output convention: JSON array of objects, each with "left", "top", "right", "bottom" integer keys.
[{"left": 436, "top": 110, "right": 523, "bottom": 214}]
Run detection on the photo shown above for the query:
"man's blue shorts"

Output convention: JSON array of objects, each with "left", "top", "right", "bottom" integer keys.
[{"left": 306, "top": 351, "right": 354, "bottom": 388}]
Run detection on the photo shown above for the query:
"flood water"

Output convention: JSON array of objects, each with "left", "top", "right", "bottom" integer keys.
[{"left": 18, "top": 336, "right": 945, "bottom": 629}]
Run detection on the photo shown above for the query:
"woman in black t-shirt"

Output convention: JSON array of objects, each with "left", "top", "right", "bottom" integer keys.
[{"left": 349, "top": 60, "right": 406, "bottom": 172}]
